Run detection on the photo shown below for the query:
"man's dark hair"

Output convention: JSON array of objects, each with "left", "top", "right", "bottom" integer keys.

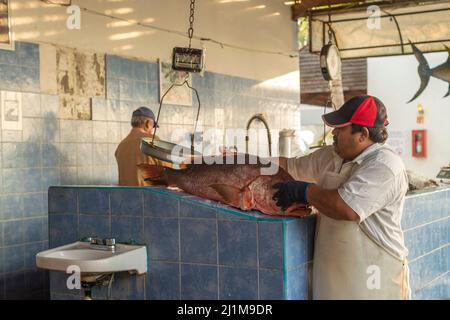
[
  {"left": 131, "top": 115, "right": 153, "bottom": 128},
  {"left": 351, "top": 124, "right": 388, "bottom": 144}
]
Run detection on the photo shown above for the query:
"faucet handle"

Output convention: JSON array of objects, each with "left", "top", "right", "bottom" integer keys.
[
  {"left": 80, "top": 236, "right": 93, "bottom": 243},
  {"left": 105, "top": 238, "right": 116, "bottom": 246},
  {"left": 90, "top": 237, "right": 104, "bottom": 245}
]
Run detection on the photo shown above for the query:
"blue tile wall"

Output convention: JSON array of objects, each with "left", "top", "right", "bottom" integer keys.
[
  {"left": 259, "top": 268, "right": 284, "bottom": 300},
  {"left": 25, "top": 242, "right": 46, "bottom": 270},
  {"left": 285, "top": 219, "right": 307, "bottom": 268},
  {"left": 180, "top": 218, "right": 217, "bottom": 264},
  {"left": 146, "top": 261, "right": 180, "bottom": 300},
  {"left": 219, "top": 266, "right": 258, "bottom": 300},
  {"left": 3, "top": 220, "right": 24, "bottom": 246},
  {"left": 144, "top": 217, "right": 179, "bottom": 261},
  {"left": 23, "top": 193, "right": 44, "bottom": 218},
  {"left": 218, "top": 220, "right": 258, "bottom": 268},
  {"left": 1, "top": 194, "right": 24, "bottom": 220},
  {"left": 111, "top": 189, "right": 143, "bottom": 216},
  {"left": 48, "top": 214, "right": 78, "bottom": 247},
  {"left": 401, "top": 189, "right": 449, "bottom": 300},
  {"left": 180, "top": 199, "right": 218, "bottom": 218},
  {"left": 48, "top": 187, "right": 77, "bottom": 214},
  {"left": 181, "top": 264, "right": 218, "bottom": 300},
  {"left": 0, "top": 43, "right": 40, "bottom": 91},
  {"left": 78, "top": 189, "right": 110, "bottom": 215},
  {"left": 111, "top": 216, "right": 143, "bottom": 243},
  {"left": 0, "top": 95, "right": 50, "bottom": 299},
  {"left": 79, "top": 215, "right": 110, "bottom": 239},
  {"left": 286, "top": 265, "right": 308, "bottom": 300},
  {"left": 24, "top": 217, "right": 45, "bottom": 243},
  {"left": 143, "top": 191, "right": 179, "bottom": 217},
  {"left": 258, "top": 221, "right": 283, "bottom": 270},
  {"left": 4, "top": 245, "right": 25, "bottom": 273}
]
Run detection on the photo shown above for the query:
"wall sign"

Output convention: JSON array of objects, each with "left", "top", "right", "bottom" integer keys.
[
  {"left": 387, "top": 130, "right": 406, "bottom": 156},
  {"left": 1, "top": 91, "right": 22, "bottom": 131}
]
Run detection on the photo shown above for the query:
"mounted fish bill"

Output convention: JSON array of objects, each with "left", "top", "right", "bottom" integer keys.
[
  {"left": 408, "top": 42, "right": 450, "bottom": 102},
  {"left": 137, "top": 154, "right": 311, "bottom": 217}
]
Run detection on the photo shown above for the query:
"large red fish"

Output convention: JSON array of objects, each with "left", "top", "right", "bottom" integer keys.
[{"left": 138, "top": 154, "right": 311, "bottom": 217}]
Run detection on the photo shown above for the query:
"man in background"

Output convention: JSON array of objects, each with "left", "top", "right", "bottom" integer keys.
[{"left": 115, "top": 106, "right": 162, "bottom": 186}]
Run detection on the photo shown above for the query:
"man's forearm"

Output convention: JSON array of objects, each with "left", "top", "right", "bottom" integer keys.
[
  {"left": 307, "top": 185, "right": 359, "bottom": 221},
  {"left": 269, "top": 157, "right": 288, "bottom": 171}
]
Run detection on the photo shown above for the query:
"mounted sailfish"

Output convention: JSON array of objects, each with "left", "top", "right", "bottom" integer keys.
[{"left": 408, "top": 42, "right": 450, "bottom": 103}]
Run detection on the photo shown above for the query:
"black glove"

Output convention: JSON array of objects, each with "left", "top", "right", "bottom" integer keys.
[{"left": 272, "top": 181, "right": 312, "bottom": 210}]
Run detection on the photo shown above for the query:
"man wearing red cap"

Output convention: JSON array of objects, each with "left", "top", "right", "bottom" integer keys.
[{"left": 273, "top": 95, "right": 410, "bottom": 300}]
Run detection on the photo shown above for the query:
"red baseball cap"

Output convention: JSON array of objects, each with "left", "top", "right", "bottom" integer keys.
[{"left": 322, "top": 95, "right": 389, "bottom": 128}]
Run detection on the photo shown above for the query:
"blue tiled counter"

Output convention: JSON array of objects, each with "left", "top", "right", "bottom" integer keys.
[
  {"left": 47, "top": 186, "right": 449, "bottom": 300},
  {"left": 47, "top": 186, "right": 316, "bottom": 300},
  {"left": 402, "top": 188, "right": 449, "bottom": 299}
]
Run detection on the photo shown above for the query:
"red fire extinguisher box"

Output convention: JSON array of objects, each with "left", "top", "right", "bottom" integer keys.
[{"left": 412, "top": 129, "right": 427, "bottom": 158}]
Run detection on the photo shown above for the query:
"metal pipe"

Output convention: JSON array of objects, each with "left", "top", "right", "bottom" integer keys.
[{"left": 245, "top": 113, "right": 272, "bottom": 157}]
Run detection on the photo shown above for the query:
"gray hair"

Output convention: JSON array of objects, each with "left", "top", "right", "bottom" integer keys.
[{"left": 131, "top": 115, "right": 153, "bottom": 128}]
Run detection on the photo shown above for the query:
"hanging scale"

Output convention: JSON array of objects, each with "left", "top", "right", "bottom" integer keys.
[{"left": 172, "top": 0, "right": 205, "bottom": 73}]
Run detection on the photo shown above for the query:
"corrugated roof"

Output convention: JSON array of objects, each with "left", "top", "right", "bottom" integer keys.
[{"left": 299, "top": 47, "right": 367, "bottom": 106}]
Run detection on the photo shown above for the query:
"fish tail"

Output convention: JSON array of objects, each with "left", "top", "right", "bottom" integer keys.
[
  {"left": 444, "top": 83, "right": 450, "bottom": 98},
  {"left": 408, "top": 42, "right": 432, "bottom": 103},
  {"left": 137, "top": 164, "right": 167, "bottom": 184}
]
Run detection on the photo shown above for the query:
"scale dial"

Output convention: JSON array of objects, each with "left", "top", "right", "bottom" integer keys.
[
  {"left": 172, "top": 47, "right": 204, "bottom": 73},
  {"left": 320, "top": 43, "right": 341, "bottom": 81}
]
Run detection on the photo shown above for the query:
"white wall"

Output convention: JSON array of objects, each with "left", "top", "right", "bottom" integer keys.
[
  {"left": 10, "top": 0, "right": 299, "bottom": 81},
  {"left": 368, "top": 52, "right": 450, "bottom": 178}
]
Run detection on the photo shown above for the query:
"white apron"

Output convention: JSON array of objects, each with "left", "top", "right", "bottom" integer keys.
[{"left": 312, "top": 167, "right": 410, "bottom": 300}]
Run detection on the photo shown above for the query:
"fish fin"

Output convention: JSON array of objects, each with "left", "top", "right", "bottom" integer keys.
[
  {"left": 137, "top": 164, "right": 166, "bottom": 184},
  {"left": 444, "top": 45, "right": 450, "bottom": 64},
  {"left": 444, "top": 83, "right": 450, "bottom": 98},
  {"left": 240, "top": 186, "right": 256, "bottom": 211},
  {"left": 408, "top": 42, "right": 431, "bottom": 103},
  {"left": 209, "top": 184, "right": 255, "bottom": 210},
  {"left": 284, "top": 203, "right": 312, "bottom": 217}
]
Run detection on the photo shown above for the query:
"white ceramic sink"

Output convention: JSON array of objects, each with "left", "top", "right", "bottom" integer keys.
[{"left": 36, "top": 242, "right": 147, "bottom": 274}]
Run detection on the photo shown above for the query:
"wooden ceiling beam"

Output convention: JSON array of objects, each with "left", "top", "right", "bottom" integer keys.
[
  {"left": 290, "top": 0, "right": 444, "bottom": 20},
  {"left": 290, "top": 0, "right": 363, "bottom": 20}
]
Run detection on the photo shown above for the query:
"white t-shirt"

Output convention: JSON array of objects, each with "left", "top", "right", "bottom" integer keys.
[{"left": 287, "top": 143, "right": 409, "bottom": 260}]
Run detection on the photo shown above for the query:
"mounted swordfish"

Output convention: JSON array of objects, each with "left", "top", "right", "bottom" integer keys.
[
  {"left": 408, "top": 42, "right": 450, "bottom": 103},
  {"left": 138, "top": 154, "right": 311, "bottom": 217}
]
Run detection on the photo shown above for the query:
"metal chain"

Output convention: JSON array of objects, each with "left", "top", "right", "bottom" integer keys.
[
  {"left": 327, "top": 0, "right": 333, "bottom": 44},
  {"left": 188, "top": 0, "right": 196, "bottom": 48}
]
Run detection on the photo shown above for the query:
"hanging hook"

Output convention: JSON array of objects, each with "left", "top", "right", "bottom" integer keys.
[{"left": 151, "top": 72, "right": 201, "bottom": 158}]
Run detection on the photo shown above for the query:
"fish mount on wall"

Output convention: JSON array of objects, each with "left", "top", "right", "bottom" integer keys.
[{"left": 408, "top": 42, "right": 450, "bottom": 103}]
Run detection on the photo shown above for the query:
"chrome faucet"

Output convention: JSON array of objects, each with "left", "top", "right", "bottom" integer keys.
[
  {"left": 89, "top": 237, "right": 116, "bottom": 252},
  {"left": 245, "top": 113, "right": 272, "bottom": 156}
]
